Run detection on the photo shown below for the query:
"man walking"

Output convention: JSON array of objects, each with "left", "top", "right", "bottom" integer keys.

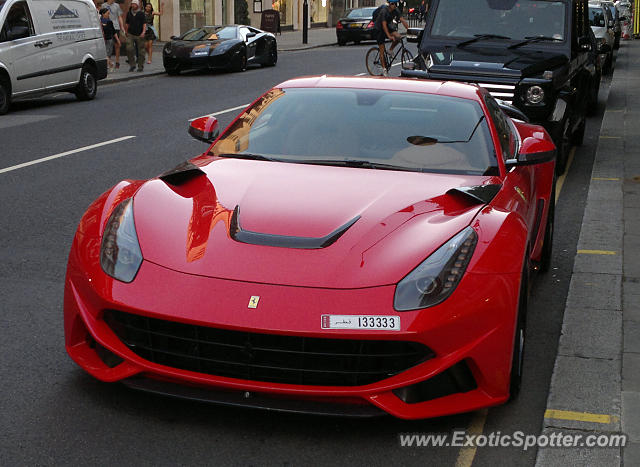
[
  {"left": 102, "top": 0, "right": 124, "bottom": 69},
  {"left": 125, "top": 0, "right": 147, "bottom": 71}
]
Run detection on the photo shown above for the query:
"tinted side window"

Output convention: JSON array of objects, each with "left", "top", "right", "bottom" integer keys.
[
  {"left": 0, "top": 2, "right": 34, "bottom": 42},
  {"left": 484, "top": 95, "right": 517, "bottom": 161}
]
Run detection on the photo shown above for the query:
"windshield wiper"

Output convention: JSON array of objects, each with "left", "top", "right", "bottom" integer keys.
[
  {"left": 508, "top": 35, "right": 563, "bottom": 49},
  {"left": 456, "top": 34, "right": 511, "bottom": 48},
  {"left": 294, "top": 159, "right": 422, "bottom": 172}
]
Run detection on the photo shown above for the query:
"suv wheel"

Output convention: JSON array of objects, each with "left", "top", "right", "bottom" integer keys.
[
  {"left": 0, "top": 77, "right": 10, "bottom": 115},
  {"left": 555, "top": 118, "right": 571, "bottom": 175}
]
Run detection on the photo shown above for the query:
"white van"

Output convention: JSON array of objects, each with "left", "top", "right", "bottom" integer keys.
[{"left": 0, "top": 0, "right": 107, "bottom": 114}]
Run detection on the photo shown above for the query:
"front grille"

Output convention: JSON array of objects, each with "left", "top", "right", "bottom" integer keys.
[
  {"left": 476, "top": 82, "right": 516, "bottom": 102},
  {"left": 104, "top": 310, "right": 434, "bottom": 387}
]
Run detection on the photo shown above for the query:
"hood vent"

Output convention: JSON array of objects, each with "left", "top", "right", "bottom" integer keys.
[
  {"left": 159, "top": 161, "right": 206, "bottom": 186},
  {"left": 446, "top": 184, "right": 501, "bottom": 205},
  {"left": 230, "top": 205, "right": 360, "bottom": 249}
]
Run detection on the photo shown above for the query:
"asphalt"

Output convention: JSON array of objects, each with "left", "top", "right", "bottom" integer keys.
[
  {"left": 535, "top": 37, "right": 640, "bottom": 466},
  {"left": 102, "top": 27, "right": 338, "bottom": 83}
]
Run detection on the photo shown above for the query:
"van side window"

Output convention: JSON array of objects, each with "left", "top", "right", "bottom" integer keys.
[{"left": 0, "top": 2, "right": 35, "bottom": 42}]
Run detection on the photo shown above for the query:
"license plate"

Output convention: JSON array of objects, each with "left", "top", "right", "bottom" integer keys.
[
  {"left": 321, "top": 315, "right": 401, "bottom": 330},
  {"left": 349, "top": 23, "right": 362, "bottom": 28}
]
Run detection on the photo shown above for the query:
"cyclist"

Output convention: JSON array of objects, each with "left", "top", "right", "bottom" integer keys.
[{"left": 374, "top": 0, "right": 410, "bottom": 76}]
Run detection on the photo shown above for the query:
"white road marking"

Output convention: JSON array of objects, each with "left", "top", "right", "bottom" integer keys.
[
  {"left": 355, "top": 72, "right": 367, "bottom": 76},
  {"left": 0, "top": 136, "right": 136, "bottom": 175},
  {"left": 189, "top": 104, "right": 249, "bottom": 122}
]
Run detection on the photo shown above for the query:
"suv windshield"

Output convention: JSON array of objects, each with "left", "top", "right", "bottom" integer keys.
[
  {"left": 347, "top": 7, "right": 376, "bottom": 18},
  {"left": 431, "top": 0, "right": 566, "bottom": 42},
  {"left": 210, "top": 88, "right": 498, "bottom": 175},
  {"left": 589, "top": 6, "right": 606, "bottom": 27}
]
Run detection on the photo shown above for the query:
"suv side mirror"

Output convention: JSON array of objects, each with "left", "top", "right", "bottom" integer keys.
[
  {"left": 506, "top": 135, "right": 556, "bottom": 167},
  {"left": 189, "top": 116, "right": 220, "bottom": 143},
  {"left": 578, "top": 36, "right": 591, "bottom": 50},
  {"left": 7, "top": 25, "right": 29, "bottom": 40}
]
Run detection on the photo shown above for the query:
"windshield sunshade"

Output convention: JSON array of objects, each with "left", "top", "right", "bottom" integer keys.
[{"left": 209, "top": 88, "right": 498, "bottom": 175}]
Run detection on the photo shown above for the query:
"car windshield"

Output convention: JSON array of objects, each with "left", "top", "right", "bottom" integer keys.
[
  {"left": 210, "top": 88, "right": 498, "bottom": 175},
  {"left": 589, "top": 6, "right": 606, "bottom": 27},
  {"left": 180, "top": 26, "right": 237, "bottom": 41},
  {"left": 431, "top": 0, "right": 566, "bottom": 42},
  {"left": 347, "top": 7, "right": 376, "bottom": 18}
]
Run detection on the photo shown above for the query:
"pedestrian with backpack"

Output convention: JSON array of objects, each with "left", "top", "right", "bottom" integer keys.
[{"left": 373, "top": 0, "right": 409, "bottom": 76}]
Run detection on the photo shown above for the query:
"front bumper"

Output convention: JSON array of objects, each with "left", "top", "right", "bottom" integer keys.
[
  {"left": 337, "top": 29, "right": 375, "bottom": 42},
  {"left": 65, "top": 252, "right": 519, "bottom": 419},
  {"left": 163, "top": 52, "right": 234, "bottom": 72}
]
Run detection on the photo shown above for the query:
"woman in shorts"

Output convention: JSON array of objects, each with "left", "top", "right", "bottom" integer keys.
[{"left": 144, "top": 2, "right": 164, "bottom": 64}]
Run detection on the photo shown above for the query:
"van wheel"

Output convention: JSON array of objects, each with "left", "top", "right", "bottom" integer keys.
[
  {"left": 0, "top": 78, "right": 10, "bottom": 115},
  {"left": 75, "top": 65, "right": 97, "bottom": 101}
]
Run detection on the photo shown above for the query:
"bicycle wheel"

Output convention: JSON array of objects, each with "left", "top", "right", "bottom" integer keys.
[
  {"left": 401, "top": 48, "right": 415, "bottom": 70},
  {"left": 366, "top": 47, "right": 384, "bottom": 76}
]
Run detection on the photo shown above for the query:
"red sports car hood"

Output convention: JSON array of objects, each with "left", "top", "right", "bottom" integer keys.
[{"left": 133, "top": 158, "right": 495, "bottom": 288}]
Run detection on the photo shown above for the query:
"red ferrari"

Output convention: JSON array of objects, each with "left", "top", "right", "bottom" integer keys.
[{"left": 64, "top": 76, "right": 556, "bottom": 419}]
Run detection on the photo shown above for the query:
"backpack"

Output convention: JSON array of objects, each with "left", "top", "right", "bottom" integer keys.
[{"left": 372, "top": 5, "right": 387, "bottom": 30}]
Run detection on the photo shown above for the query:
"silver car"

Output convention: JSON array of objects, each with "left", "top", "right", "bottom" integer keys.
[{"left": 589, "top": 3, "right": 615, "bottom": 74}]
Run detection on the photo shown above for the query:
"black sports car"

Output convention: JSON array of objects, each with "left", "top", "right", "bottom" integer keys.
[
  {"left": 336, "top": 7, "right": 377, "bottom": 46},
  {"left": 163, "top": 25, "right": 277, "bottom": 75}
]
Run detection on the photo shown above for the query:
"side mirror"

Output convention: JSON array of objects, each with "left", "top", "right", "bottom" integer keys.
[
  {"left": 189, "top": 116, "right": 220, "bottom": 144},
  {"left": 578, "top": 36, "right": 591, "bottom": 50},
  {"left": 608, "top": 20, "right": 615, "bottom": 28},
  {"left": 246, "top": 32, "right": 257, "bottom": 39},
  {"left": 170, "top": 35, "right": 178, "bottom": 40},
  {"left": 506, "top": 135, "right": 556, "bottom": 167},
  {"left": 7, "top": 25, "right": 29, "bottom": 40},
  {"left": 406, "top": 27, "right": 422, "bottom": 43}
]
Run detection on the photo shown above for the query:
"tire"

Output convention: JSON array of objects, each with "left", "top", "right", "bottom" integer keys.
[
  {"left": 509, "top": 262, "right": 529, "bottom": 401},
  {"left": 539, "top": 180, "right": 555, "bottom": 274},
  {"left": 233, "top": 50, "right": 247, "bottom": 72},
  {"left": 604, "top": 52, "right": 613, "bottom": 75},
  {"left": 572, "top": 117, "right": 586, "bottom": 146},
  {"left": 338, "top": 37, "right": 346, "bottom": 46},
  {"left": 365, "top": 47, "right": 384, "bottom": 76},
  {"left": 401, "top": 49, "right": 414, "bottom": 70},
  {"left": 165, "top": 64, "right": 181, "bottom": 76},
  {"left": 0, "top": 77, "right": 10, "bottom": 115},
  {"left": 264, "top": 44, "right": 277, "bottom": 67},
  {"left": 554, "top": 117, "right": 571, "bottom": 175},
  {"left": 587, "top": 75, "right": 600, "bottom": 116},
  {"left": 75, "top": 65, "right": 97, "bottom": 101},
  {"left": 354, "top": 40, "right": 361, "bottom": 45}
]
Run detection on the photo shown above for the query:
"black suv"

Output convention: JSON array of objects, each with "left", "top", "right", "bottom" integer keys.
[{"left": 403, "top": 0, "right": 594, "bottom": 173}]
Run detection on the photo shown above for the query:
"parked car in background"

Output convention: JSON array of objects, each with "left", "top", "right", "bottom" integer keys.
[
  {"left": 600, "top": 0, "right": 621, "bottom": 48},
  {"left": 404, "top": 0, "right": 592, "bottom": 175},
  {"left": 589, "top": 2, "right": 615, "bottom": 74},
  {"left": 0, "top": 0, "right": 108, "bottom": 115},
  {"left": 336, "top": 7, "right": 377, "bottom": 46},
  {"left": 585, "top": 27, "right": 603, "bottom": 114},
  {"left": 163, "top": 25, "right": 277, "bottom": 75}
]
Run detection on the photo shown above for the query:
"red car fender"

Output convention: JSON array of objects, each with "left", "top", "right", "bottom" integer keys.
[{"left": 468, "top": 206, "right": 529, "bottom": 276}]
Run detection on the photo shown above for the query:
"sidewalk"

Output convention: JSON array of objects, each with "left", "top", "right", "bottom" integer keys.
[
  {"left": 535, "top": 38, "right": 640, "bottom": 466},
  {"left": 102, "top": 27, "right": 337, "bottom": 84}
]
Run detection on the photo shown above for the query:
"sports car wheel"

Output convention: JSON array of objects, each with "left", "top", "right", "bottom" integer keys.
[
  {"left": 75, "top": 65, "right": 97, "bottom": 101},
  {"left": 509, "top": 263, "right": 529, "bottom": 400},
  {"left": 165, "top": 65, "right": 181, "bottom": 76},
  {"left": 234, "top": 51, "right": 247, "bottom": 72},
  {"left": 338, "top": 38, "right": 346, "bottom": 46},
  {"left": 539, "top": 181, "right": 555, "bottom": 274},
  {"left": 264, "top": 44, "right": 277, "bottom": 67},
  {"left": 0, "top": 77, "right": 10, "bottom": 115}
]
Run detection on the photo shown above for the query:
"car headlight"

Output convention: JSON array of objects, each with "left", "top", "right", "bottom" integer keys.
[
  {"left": 100, "top": 198, "right": 143, "bottom": 283},
  {"left": 164, "top": 44, "right": 172, "bottom": 54},
  {"left": 394, "top": 227, "right": 477, "bottom": 311},
  {"left": 525, "top": 85, "right": 545, "bottom": 105}
]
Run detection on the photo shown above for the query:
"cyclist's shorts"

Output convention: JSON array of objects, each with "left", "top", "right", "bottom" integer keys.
[{"left": 375, "top": 30, "right": 387, "bottom": 44}]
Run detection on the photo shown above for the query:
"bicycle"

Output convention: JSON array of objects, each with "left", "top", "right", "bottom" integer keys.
[{"left": 365, "top": 36, "right": 414, "bottom": 76}]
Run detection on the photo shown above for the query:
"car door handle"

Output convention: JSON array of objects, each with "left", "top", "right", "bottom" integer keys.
[{"left": 34, "top": 40, "right": 52, "bottom": 48}]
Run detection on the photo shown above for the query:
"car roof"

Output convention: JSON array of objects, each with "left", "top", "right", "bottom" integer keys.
[{"left": 276, "top": 76, "right": 485, "bottom": 102}]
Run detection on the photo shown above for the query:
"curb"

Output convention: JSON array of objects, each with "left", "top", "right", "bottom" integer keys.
[
  {"left": 534, "top": 48, "right": 626, "bottom": 466},
  {"left": 102, "top": 70, "right": 166, "bottom": 85},
  {"left": 278, "top": 42, "right": 336, "bottom": 51}
]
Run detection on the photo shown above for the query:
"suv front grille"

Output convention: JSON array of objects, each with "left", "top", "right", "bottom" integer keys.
[
  {"left": 476, "top": 82, "right": 516, "bottom": 102},
  {"left": 104, "top": 310, "right": 434, "bottom": 387}
]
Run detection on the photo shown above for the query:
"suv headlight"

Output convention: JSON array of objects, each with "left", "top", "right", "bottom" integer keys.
[
  {"left": 394, "top": 227, "right": 477, "bottom": 311},
  {"left": 100, "top": 198, "right": 143, "bottom": 283},
  {"left": 525, "top": 85, "right": 545, "bottom": 105}
]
